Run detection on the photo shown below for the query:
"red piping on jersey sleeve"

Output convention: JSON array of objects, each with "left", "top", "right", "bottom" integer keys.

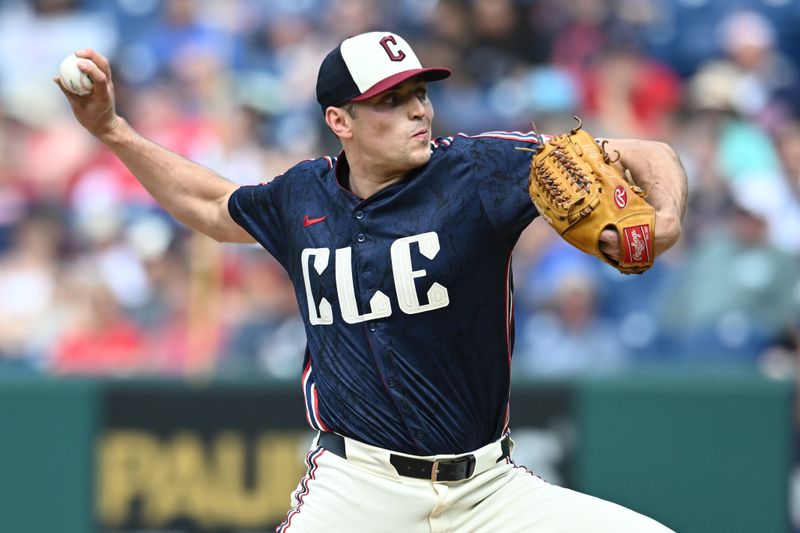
[{"left": 456, "top": 131, "right": 542, "bottom": 143}]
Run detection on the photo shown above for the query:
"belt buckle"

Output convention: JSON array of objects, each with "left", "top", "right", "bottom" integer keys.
[
  {"left": 430, "top": 459, "right": 441, "bottom": 482},
  {"left": 430, "top": 455, "right": 476, "bottom": 482}
]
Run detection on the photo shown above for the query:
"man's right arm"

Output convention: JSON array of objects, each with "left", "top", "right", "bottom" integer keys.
[{"left": 55, "top": 49, "right": 255, "bottom": 244}]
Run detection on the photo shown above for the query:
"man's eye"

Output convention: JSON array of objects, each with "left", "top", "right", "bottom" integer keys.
[
  {"left": 382, "top": 95, "right": 396, "bottom": 105},
  {"left": 417, "top": 89, "right": 428, "bottom": 100}
]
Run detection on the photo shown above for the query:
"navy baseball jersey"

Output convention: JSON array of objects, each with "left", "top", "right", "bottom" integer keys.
[{"left": 228, "top": 131, "right": 540, "bottom": 455}]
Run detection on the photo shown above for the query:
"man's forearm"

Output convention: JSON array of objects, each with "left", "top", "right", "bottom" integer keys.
[
  {"left": 606, "top": 140, "right": 687, "bottom": 216},
  {"left": 605, "top": 139, "right": 688, "bottom": 255},
  {"left": 99, "top": 118, "right": 251, "bottom": 242}
]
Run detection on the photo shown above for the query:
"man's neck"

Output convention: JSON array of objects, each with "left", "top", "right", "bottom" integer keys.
[
  {"left": 339, "top": 152, "right": 409, "bottom": 199},
  {"left": 348, "top": 171, "right": 406, "bottom": 199}
]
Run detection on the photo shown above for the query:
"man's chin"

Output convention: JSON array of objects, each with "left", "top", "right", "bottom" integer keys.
[
  {"left": 414, "top": 146, "right": 432, "bottom": 163},
  {"left": 393, "top": 147, "right": 432, "bottom": 174},
  {"left": 410, "top": 152, "right": 431, "bottom": 170}
]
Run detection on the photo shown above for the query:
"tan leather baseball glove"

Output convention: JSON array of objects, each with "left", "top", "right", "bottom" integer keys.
[{"left": 524, "top": 119, "right": 656, "bottom": 274}]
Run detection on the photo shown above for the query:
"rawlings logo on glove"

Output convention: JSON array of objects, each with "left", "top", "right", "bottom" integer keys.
[{"left": 522, "top": 118, "right": 656, "bottom": 274}]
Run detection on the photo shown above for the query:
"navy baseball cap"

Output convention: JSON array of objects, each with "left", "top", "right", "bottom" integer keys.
[{"left": 316, "top": 31, "right": 451, "bottom": 111}]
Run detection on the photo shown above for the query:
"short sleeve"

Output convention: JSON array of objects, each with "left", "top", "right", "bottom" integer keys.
[
  {"left": 228, "top": 181, "right": 289, "bottom": 266},
  {"left": 464, "top": 135, "right": 539, "bottom": 235}
]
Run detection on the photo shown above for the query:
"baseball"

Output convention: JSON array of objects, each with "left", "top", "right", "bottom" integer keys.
[{"left": 59, "top": 54, "right": 94, "bottom": 96}]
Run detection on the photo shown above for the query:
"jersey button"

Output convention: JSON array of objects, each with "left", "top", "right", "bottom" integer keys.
[
  {"left": 354, "top": 210, "right": 365, "bottom": 220},
  {"left": 387, "top": 378, "right": 397, "bottom": 388},
  {"left": 415, "top": 430, "right": 424, "bottom": 440},
  {"left": 368, "top": 322, "right": 377, "bottom": 332},
  {"left": 356, "top": 233, "right": 366, "bottom": 243}
]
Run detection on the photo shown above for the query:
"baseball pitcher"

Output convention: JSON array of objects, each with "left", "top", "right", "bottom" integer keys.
[{"left": 57, "top": 31, "right": 687, "bottom": 533}]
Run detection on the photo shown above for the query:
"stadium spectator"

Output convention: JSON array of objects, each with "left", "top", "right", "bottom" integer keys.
[
  {"left": 0, "top": 0, "right": 798, "bottom": 378},
  {"left": 658, "top": 198, "right": 800, "bottom": 363},
  {"left": 515, "top": 271, "right": 627, "bottom": 377}
]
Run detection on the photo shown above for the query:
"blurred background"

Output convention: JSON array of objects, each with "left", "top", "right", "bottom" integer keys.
[{"left": 0, "top": 0, "right": 798, "bottom": 532}]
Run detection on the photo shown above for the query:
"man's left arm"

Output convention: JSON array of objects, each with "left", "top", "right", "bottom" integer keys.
[{"left": 600, "top": 139, "right": 688, "bottom": 259}]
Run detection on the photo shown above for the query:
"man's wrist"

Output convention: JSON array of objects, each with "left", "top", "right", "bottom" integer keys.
[
  {"left": 95, "top": 115, "right": 126, "bottom": 146},
  {"left": 653, "top": 209, "right": 682, "bottom": 256}
]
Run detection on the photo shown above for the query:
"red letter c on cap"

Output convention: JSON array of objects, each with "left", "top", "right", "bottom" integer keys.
[{"left": 379, "top": 35, "right": 406, "bottom": 62}]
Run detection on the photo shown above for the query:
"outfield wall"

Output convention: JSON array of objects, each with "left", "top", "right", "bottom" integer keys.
[{"left": 0, "top": 374, "right": 792, "bottom": 533}]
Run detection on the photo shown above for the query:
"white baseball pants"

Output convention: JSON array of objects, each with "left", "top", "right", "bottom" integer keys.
[{"left": 277, "top": 433, "right": 674, "bottom": 532}]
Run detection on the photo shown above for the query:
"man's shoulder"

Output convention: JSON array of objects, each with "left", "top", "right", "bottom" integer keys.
[
  {"left": 431, "top": 131, "right": 542, "bottom": 155},
  {"left": 452, "top": 130, "right": 542, "bottom": 145},
  {"left": 255, "top": 155, "right": 336, "bottom": 189},
  {"left": 283, "top": 155, "right": 337, "bottom": 179}
]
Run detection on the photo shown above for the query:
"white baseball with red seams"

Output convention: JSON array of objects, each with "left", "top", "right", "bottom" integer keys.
[{"left": 59, "top": 54, "right": 94, "bottom": 96}]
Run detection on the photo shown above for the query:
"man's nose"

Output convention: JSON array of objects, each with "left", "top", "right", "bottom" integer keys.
[{"left": 407, "top": 97, "right": 426, "bottom": 120}]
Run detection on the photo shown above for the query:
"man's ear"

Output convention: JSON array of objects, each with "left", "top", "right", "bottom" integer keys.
[{"left": 325, "top": 106, "right": 353, "bottom": 140}]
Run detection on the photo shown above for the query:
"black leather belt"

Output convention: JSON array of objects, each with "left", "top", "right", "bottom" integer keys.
[{"left": 318, "top": 432, "right": 511, "bottom": 482}]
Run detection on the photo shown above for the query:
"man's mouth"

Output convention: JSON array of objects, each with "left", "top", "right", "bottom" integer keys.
[{"left": 412, "top": 127, "right": 429, "bottom": 140}]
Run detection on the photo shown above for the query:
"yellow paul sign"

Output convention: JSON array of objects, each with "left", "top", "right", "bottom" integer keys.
[{"left": 98, "top": 430, "right": 308, "bottom": 529}]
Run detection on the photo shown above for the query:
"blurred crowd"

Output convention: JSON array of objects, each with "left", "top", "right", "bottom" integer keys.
[{"left": 1, "top": 0, "right": 800, "bottom": 380}]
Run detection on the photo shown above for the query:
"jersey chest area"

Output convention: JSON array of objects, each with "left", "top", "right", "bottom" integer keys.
[{"left": 286, "top": 179, "right": 491, "bottom": 326}]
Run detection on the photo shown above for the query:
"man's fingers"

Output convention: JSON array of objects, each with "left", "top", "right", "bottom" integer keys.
[
  {"left": 598, "top": 228, "right": 620, "bottom": 261},
  {"left": 76, "top": 48, "right": 112, "bottom": 81},
  {"left": 53, "top": 77, "right": 81, "bottom": 104},
  {"left": 599, "top": 241, "right": 618, "bottom": 259},
  {"left": 77, "top": 59, "right": 107, "bottom": 86}
]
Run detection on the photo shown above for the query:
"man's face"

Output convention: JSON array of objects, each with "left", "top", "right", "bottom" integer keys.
[{"left": 347, "top": 78, "right": 434, "bottom": 175}]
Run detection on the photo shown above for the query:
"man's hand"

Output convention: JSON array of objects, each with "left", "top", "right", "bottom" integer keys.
[
  {"left": 54, "top": 49, "right": 119, "bottom": 140},
  {"left": 53, "top": 49, "right": 254, "bottom": 244},
  {"left": 527, "top": 125, "right": 656, "bottom": 274},
  {"left": 602, "top": 139, "right": 687, "bottom": 258},
  {"left": 599, "top": 228, "right": 620, "bottom": 262}
]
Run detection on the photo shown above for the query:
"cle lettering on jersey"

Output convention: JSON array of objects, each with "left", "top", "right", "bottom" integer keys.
[{"left": 301, "top": 231, "right": 449, "bottom": 325}]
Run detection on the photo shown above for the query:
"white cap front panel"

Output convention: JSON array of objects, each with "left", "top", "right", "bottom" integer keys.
[{"left": 340, "top": 32, "right": 423, "bottom": 92}]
